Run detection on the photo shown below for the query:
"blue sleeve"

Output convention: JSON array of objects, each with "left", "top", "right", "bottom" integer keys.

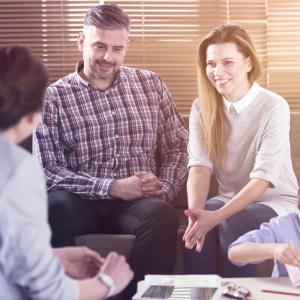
[
  {"left": 230, "top": 218, "right": 278, "bottom": 247},
  {"left": 0, "top": 155, "right": 79, "bottom": 300},
  {"left": 229, "top": 213, "right": 300, "bottom": 266}
]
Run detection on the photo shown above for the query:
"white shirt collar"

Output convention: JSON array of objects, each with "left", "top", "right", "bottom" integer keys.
[{"left": 223, "top": 82, "right": 260, "bottom": 114}]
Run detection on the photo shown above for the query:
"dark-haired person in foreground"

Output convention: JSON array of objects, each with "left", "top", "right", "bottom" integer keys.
[
  {"left": 0, "top": 45, "right": 133, "bottom": 300},
  {"left": 33, "top": 4, "right": 188, "bottom": 298}
]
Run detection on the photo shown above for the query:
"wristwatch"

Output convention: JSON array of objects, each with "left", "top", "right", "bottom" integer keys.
[{"left": 97, "top": 273, "right": 115, "bottom": 298}]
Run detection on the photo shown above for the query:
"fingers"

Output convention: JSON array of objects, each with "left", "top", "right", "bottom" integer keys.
[
  {"left": 185, "top": 233, "right": 204, "bottom": 250},
  {"left": 286, "top": 242, "right": 300, "bottom": 267},
  {"left": 182, "top": 217, "right": 195, "bottom": 241},
  {"left": 134, "top": 171, "right": 149, "bottom": 177},
  {"left": 81, "top": 246, "right": 104, "bottom": 261},
  {"left": 135, "top": 171, "right": 166, "bottom": 198},
  {"left": 196, "top": 237, "right": 205, "bottom": 252}
]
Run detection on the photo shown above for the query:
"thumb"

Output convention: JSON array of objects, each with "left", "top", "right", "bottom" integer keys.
[
  {"left": 184, "top": 209, "right": 193, "bottom": 217},
  {"left": 135, "top": 171, "right": 149, "bottom": 177}
]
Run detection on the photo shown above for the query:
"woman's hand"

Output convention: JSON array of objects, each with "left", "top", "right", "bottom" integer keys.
[
  {"left": 183, "top": 208, "right": 221, "bottom": 252},
  {"left": 273, "top": 241, "right": 300, "bottom": 267},
  {"left": 53, "top": 246, "right": 104, "bottom": 279}
]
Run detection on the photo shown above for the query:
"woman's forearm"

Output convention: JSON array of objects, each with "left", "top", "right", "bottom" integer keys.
[
  {"left": 187, "top": 166, "right": 212, "bottom": 210},
  {"left": 215, "top": 178, "right": 270, "bottom": 223}
]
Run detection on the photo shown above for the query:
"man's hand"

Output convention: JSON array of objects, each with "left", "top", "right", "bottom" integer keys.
[
  {"left": 273, "top": 242, "right": 300, "bottom": 267},
  {"left": 110, "top": 175, "right": 144, "bottom": 201},
  {"left": 135, "top": 171, "right": 166, "bottom": 199},
  {"left": 183, "top": 208, "right": 221, "bottom": 252},
  {"left": 53, "top": 246, "right": 103, "bottom": 279},
  {"left": 110, "top": 172, "right": 166, "bottom": 201},
  {"left": 99, "top": 252, "right": 134, "bottom": 297}
]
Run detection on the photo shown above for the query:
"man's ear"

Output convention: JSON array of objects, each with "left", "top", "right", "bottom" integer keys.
[{"left": 78, "top": 32, "right": 84, "bottom": 51}]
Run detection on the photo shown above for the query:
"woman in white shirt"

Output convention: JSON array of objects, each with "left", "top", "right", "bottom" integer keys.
[
  {"left": 0, "top": 45, "right": 133, "bottom": 299},
  {"left": 183, "top": 23, "right": 298, "bottom": 277}
]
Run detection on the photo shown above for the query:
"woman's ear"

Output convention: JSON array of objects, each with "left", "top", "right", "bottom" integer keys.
[{"left": 246, "top": 57, "right": 253, "bottom": 72}]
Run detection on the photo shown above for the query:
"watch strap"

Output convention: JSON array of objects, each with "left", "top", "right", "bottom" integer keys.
[{"left": 97, "top": 273, "right": 115, "bottom": 298}]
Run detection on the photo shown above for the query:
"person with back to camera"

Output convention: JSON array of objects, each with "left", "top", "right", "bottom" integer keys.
[
  {"left": 183, "top": 23, "right": 299, "bottom": 277},
  {"left": 0, "top": 45, "right": 133, "bottom": 300},
  {"left": 33, "top": 4, "right": 188, "bottom": 298}
]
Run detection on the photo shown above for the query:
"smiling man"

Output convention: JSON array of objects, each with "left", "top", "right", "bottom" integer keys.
[{"left": 33, "top": 4, "right": 188, "bottom": 299}]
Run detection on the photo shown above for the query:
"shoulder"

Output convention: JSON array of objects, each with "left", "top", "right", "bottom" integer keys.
[
  {"left": 0, "top": 139, "right": 30, "bottom": 186},
  {"left": 269, "top": 212, "right": 300, "bottom": 228},
  {"left": 257, "top": 84, "right": 290, "bottom": 113},
  {"left": 0, "top": 139, "right": 43, "bottom": 194},
  {"left": 46, "top": 72, "right": 78, "bottom": 96}
]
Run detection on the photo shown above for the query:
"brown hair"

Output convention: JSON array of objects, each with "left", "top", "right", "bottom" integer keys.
[
  {"left": 84, "top": 4, "right": 130, "bottom": 32},
  {"left": 197, "top": 23, "right": 261, "bottom": 169},
  {"left": 0, "top": 45, "right": 48, "bottom": 130}
]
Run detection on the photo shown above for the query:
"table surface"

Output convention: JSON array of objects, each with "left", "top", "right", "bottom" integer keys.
[
  {"left": 220, "top": 277, "right": 300, "bottom": 300},
  {"left": 137, "top": 277, "right": 300, "bottom": 300}
]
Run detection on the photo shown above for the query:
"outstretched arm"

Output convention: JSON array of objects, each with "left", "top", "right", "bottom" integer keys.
[
  {"left": 229, "top": 241, "right": 300, "bottom": 268},
  {"left": 183, "top": 178, "right": 269, "bottom": 250}
]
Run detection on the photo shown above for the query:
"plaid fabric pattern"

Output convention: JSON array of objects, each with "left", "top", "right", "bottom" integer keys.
[{"left": 33, "top": 62, "right": 188, "bottom": 201}]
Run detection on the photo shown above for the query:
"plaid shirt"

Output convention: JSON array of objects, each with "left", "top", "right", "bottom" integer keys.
[{"left": 33, "top": 62, "right": 188, "bottom": 201}]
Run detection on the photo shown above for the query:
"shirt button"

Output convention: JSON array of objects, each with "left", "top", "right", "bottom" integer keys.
[
  {"left": 115, "top": 134, "right": 119, "bottom": 139},
  {"left": 99, "top": 191, "right": 103, "bottom": 196},
  {"left": 116, "top": 153, "right": 120, "bottom": 157},
  {"left": 112, "top": 111, "right": 116, "bottom": 115}
]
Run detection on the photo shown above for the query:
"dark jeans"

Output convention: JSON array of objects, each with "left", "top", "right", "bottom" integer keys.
[
  {"left": 184, "top": 199, "right": 277, "bottom": 277},
  {"left": 48, "top": 190, "right": 179, "bottom": 299}
]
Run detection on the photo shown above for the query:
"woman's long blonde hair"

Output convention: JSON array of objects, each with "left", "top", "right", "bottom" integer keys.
[{"left": 197, "top": 23, "right": 261, "bottom": 169}]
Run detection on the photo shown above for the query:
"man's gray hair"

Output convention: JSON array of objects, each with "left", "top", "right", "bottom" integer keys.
[{"left": 84, "top": 4, "right": 130, "bottom": 31}]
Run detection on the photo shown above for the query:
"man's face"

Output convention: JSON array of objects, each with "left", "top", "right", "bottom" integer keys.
[{"left": 78, "top": 26, "right": 129, "bottom": 85}]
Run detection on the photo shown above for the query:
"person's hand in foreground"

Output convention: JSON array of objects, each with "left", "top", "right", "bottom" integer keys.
[
  {"left": 53, "top": 246, "right": 103, "bottom": 279},
  {"left": 99, "top": 252, "right": 134, "bottom": 297}
]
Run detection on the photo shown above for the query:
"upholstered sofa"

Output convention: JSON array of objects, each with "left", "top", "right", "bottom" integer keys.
[{"left": 20, "top": 112, "right": 300, "bottom": 276}]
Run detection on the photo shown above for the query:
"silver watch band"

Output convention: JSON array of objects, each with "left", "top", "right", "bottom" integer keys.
[{"left": 97, "top": 273, "right": 115, "bottom": 298}]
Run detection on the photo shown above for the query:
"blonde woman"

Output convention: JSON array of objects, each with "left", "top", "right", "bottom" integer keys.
[{"left": 183, "top": 24, "right": 299, "bottom": 277}]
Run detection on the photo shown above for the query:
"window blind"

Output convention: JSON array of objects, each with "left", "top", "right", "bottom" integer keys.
[{"left": 0, "top": 0, "right": 299, "bottom": 114}]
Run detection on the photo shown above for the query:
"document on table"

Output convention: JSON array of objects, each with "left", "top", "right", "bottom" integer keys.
[
  {"left": 133, "top": 274, "right": 222, "bottom": 300},
  {"left": 286, "top": 264, "right": 300, "bottom": 287}
]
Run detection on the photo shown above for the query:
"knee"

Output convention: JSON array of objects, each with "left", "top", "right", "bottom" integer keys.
[
  {"left": 137, "top": 198, "right": 179, "bottom": 233},
  {"left": 48, "top": 190, "right": 82, "bottom": 217},
  {"left": 219, "top": 213, "right": 250, "bottom": 248}
]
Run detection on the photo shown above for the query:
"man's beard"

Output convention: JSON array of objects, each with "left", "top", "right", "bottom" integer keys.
[{"left": 92, "top": 59, "right": 116, "bottom": 80}]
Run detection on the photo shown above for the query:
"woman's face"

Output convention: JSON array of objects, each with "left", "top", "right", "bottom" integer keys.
[{"left": 205, "top": 42, "right": 252, "bottom": 102}]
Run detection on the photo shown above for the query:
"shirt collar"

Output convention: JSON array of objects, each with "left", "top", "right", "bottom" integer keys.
[
  {"left": 223, "top": 82, "right": 260, "bottom": 114},
  {"left": 74, "top": 60, "right": 121, "bottom": 90}
]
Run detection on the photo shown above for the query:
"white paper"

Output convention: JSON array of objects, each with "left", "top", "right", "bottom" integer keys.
[
  {"left": 286, "top": 264, "right": 300, "bottom": 287},
  {"left": 132, "top": 274, "right": 221, "bottom": 299}
]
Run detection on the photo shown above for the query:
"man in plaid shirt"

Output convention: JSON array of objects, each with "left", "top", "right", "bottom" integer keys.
[{"left": 33, "top": 4, "right": 188, "bottom": 298}]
